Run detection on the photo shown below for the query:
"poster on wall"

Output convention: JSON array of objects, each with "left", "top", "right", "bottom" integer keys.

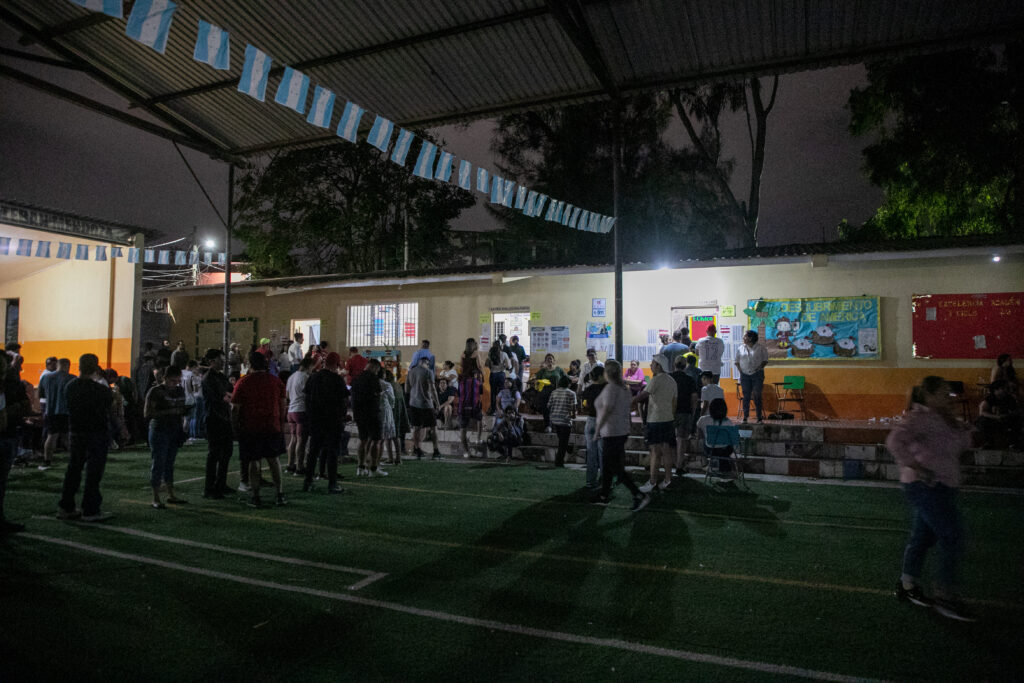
[
  {"left": 688, "top": 314, "right": 718, "bottom": 340},
  {"left": 530, "top": 326, "right": 549, "bottom": 354},
  {"left": 548, "top": 325, "right": 571, "bottom": 352},
  {"left": 745, "top": 296, "right": 880, "bottom": 361},
  {"left": 586, "top": 322, "right": 611, "bottom": 339},
  {"left": 911, "top": 292, "right": 1024, "bottom": 359}
]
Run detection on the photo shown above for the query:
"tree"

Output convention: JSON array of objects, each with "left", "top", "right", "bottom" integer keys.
[
  {"left": 234, "top": 140, "right": 475, "bottom": 278},
  {"left": 842, "top": 44, "right": 1024, "bottom": 241},
  {"left": 491, "top": 80, "right": 778, "bottom": 261}
]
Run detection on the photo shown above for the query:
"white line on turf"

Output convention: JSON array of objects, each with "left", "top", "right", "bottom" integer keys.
[
  {"left": 140, "top": 475, "right": 206, "bottom": 489},
  {"left": 31, "top": 517, "right": 386, "bottom": 591},
  {"left": 20, "top": 532, "right": 886, "bottom": 682}
]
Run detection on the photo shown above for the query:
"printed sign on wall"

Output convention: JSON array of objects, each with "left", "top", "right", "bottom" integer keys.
[{"left": 745, "top": 296, "right": 880, "bottom": 361}]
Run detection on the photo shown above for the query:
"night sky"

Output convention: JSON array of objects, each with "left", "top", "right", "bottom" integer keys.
[{"left": 0, "top": 21, "right": 881, "bottom": 252}]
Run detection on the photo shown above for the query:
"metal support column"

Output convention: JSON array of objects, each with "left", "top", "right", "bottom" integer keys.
[
  {"left": 223, "top": 164, "right": 234, "bottom": 354},
  {"left": 612, "top": 103, "right": 623, "bottom": 363}
]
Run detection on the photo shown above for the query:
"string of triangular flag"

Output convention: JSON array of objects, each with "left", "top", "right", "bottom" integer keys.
[
  {"left": 0, "top": 235, "right": 225, "bottom": 265},
  {"left": 65, "top": 0, "right": 616, "bottom": 234}
]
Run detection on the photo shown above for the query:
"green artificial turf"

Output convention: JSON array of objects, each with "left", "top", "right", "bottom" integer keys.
[{"left": 2, "top": 443, "right": 1022, "bottom": 681}]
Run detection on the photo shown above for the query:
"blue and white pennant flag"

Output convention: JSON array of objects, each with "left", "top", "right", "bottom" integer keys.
[
  {"left": 568, "top": 207, "right": 582, "bottom": 229},
  {"left": 158, "top": 251, "right": 171, "bottom": 265},
  {"left": 337, "top": 102, "right": 364, "bottom": 143},
  {"left": 434, "top": 150, "right": 454, "bottom": 182},
  {"left": 35, "top": 241, "right": 51, "bottom": 258},
  {"left": 457, "top": 160, "right": 472, "bottom": 190},
  {"left": 489, "top": 177, "right": 516, "bottom": 206},
  {"left": 95, "top": 246, "right": 108, "bottom": 261},
  {"left": 193, "top": 20, "right": 230, "bottom": 70},
  {"left": 56, "top": 242, "right": 72, "bottom": 259},
  {"left": 515, "top": 186, "right": 528, "bottom": 210},
  {"left": 306, "top": 87, "right": 335, "bottom": 129},
  {"left": 413, "top": 141, "right": 437, "bottom": 179},
  {"left": 144, "top": 249, "right": 156, "bottom": 263},
  {"left": 390, "top": 129, "right": 414, "bottom": 166},
  {"left": 174, "top": 251, "right": 188, "bottom": 266},
  {"left": 238, "top": 45, "right": 272, "bottom": 101},
  {"left": 367, "top": 116, "right": 393, "bottom": 153},
  {"left": 67, "top": 0, "right": 123, "bottom": 19},
  {"left": 16, "top": 239, "right": 32, "bottom": 257},
  {"left": 475, "top": 168, "right": 489, "bottom": 194},
  {"left": 125, "top": 0, "right": 177, "bottom": 55},
  {"left": 274, "top": 67, "right": 310, "bottom": 114},
  {"left": 76, "top": 245, "right": 90, "bottom": 260},
  {"left": 128, "top": 248, "right": 140, "bottom": 263},
  {"left": 0, "top": 237, "right": 9, "bottom": 256},
  {"left": 111, "top": 247, "right": 123, "bottom": 258}
]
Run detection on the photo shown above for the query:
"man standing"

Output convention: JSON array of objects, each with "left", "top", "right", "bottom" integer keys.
[
  {"left": 406, "top": 356, "right": 440, "bottom": 459},
  {"left": 303, "top": 352, "right": 349, "bottom": 493},
  {"left": 507, "top": 335, "right": 527, "bottom": 390},
  {"left": 39, "top": 358, "right": 75, "bottom": 470},
  {"left": 1, "top": 353, "right": 28, "bottom": 533},
  {"left": 410, "top": 339, "right": 435, "bottom": 372},
  {"left": 170, "top": 341, "right": 189, "bottom": 370},
  {"left": 285, "top": 357, "right": 313, "bottom": 475},
  {"left": 202, "top": 349, "right": 234, "bottom": 499},
  {"left": 669, "top": 355, "right": 700, "bottom": 477},
  {"left": 638, "top": 354, "right": 677, "bottom": 492},
  {"left": 58, "top": 353, "right": 119, "bottom": 522},
  {"left": 579, "top": 348, "right": 603, "bottom": 394},
  {"left": 288, "top": 332, "right": 305, "bottom": 373},
  {"left": 659, "top": 330, "right": 691, "bottom": 378},
  {"left": 351, "top": 359, "right": 384, "bottom": 472},
  {"left": 695, "top": 325, "right": 726, "bottom": 383},
  {"left": 345, "top": 346, "right": 368, "bottom": 380},
  {"left": 231, "top": 351, "right": 287, "bottom": 508}
]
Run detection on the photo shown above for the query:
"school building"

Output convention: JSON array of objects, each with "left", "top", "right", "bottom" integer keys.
[
  {"left": 0, "top": 200, "right": 145, "bottom": 379},
  {"left": 162, "top": 237, "right": 1024, "bottom": 420}
]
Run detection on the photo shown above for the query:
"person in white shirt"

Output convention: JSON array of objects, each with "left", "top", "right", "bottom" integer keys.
[
  {"left": 285, "top": 357, "right": 313, "bottom": 473},
  {"left": 637, "top": 354, "right": 677, "bottom": 492},
  {"left": 579, "top": 348, "right": 603, "bottom": 395},
  {"left": 593, "top": 360, "right": 651, "bottom": 512},
  {"left": 699, "top": 371, "right": 725, "bottom": 415},
  {"left": 288, "top": 333, "right": 305, "bottom": 372},
  {"left": 694, "top": 325, "right": 726, "bottom": 383},
  {"left": 734, "top": 330, "right": 769, "bottom": 423}
]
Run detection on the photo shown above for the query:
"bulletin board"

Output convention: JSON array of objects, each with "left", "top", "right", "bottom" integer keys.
[{"left": 911, "top": 292, "right": 1024, "bottom": 359}]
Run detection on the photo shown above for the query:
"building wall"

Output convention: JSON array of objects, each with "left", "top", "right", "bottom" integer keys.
[
  {"left": 166, "top": 251, "right": 1023, "bottom": 419},
  {"left": 0, "top": 224, "right": 141, "bottom": 379}
]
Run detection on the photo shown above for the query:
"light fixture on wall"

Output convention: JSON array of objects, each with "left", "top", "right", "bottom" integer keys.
[
  {"left": 205, "top": 238, "right": 217, "bottom": 249},
  {"left": 992, "top": 254, "right": 1001, "bottom": 262}
]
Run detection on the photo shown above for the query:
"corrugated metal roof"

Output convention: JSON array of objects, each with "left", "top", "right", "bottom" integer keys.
[
  {"left": 148, "top": 233, "right": 1024, "bottom": 297},
  {"left": 3, "top": 0, "right": 1022, "bottom": 160}
]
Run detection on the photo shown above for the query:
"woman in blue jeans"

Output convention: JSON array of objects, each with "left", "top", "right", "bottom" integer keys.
[
  {"left": 885, "top": 376, "right": 974, "bottom": 622},
  {"left": 144, "top": 366, "right": 189, "bottom": 509},
  {"left": 734, "top": 330, "right": 768, "bottom": 423}
]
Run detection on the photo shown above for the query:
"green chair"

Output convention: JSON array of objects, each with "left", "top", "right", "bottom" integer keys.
[{"left": 772, "top": 375, "right": 807, "bottom": 419}]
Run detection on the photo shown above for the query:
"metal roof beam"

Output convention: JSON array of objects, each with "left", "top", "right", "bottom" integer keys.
[
  {"left": 546, "top": 0, "right": 618, "bottom": 98},
  {"left": 140, "top": 6, "right": 550, "bottom": 107},
  {"left": 0, "top": 63, "right": 236, "bottom": 162},
  {"left": 0, "top": 4, "right": 235, "bottom": 158},
  {"left": 0, "top": 46, "right": 86, "bottom": 70},
  {"left": 16, "top": 11, "right": 115, "bottom": 46}
]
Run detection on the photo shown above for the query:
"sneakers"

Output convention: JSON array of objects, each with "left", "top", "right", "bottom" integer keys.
[
  {"left": 414, "top": 448, "right": 424, "bottom": 460},
  {"left": 371, "top": 469, "right": 389, "bottom": 477},
  {"left": 56, "top": 508, "right": 81, "bottom": 521},
  {"left": 248, "top": 496, "right": 263, "bottom": 509},
  {"left": 275, "top": 493, "right": 287, "bottom": 507},
  {"left": 933, "top": 598, "right": 977, "bottom": 622},
  {"left": 630, "top": 493, "right": 652, "bottom": 512},
  {"left": 356, "top": 467, "right": 368, "bottom": 477},
  {"left": 37, "top": 464, "right": 51, "bottom": 471},
  {"left": 657, "top": 480, "right": 671, "bottom": 491},
  {"left": 237, "top": 482, "right": 251, "bottom": 492},
  {"left": 431, "top": 451, "right": 443, "bottom": 460},
  {"left": 327, "top": 485, "right": 345, "bottom": 494},
  {"left": 638, "top": 481, "right": 656, "bottom": 493},
  {"left": 81, "top": 512, "right": 113, "bottom": 522},
  {"left": 894, "top": 580, "right": 932, "bottom": 607}
]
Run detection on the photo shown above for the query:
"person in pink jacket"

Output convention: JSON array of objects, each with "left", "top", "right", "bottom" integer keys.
[{"left": 885, "top": 376, "right": 975, "bottom": 622}]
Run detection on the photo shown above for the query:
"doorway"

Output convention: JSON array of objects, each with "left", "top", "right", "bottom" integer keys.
[
  {"left": 290, "top": 318, "right": 321, "bottom": 355},
  {"left": 493, "top": 311, "right": 530, "bottom": 355}
]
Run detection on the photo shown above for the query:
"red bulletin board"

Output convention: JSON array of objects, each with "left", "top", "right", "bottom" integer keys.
[
  {"left": 911, "top": 292, "right": 1024, "bottom": 359},
  {"left": 688, "top": 314, "right": 718, "bottom": 341}
]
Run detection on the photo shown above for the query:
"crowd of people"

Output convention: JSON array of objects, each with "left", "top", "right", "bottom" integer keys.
[{"left": 0, "top": 335, "right": 1019, "bottom": 623}]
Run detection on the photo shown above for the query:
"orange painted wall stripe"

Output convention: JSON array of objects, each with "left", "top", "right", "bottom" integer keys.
[{"left": 18, "top": 338, "right": 132, "bottom": 381}]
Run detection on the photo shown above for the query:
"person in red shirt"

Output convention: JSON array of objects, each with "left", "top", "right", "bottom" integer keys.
[
  {"left": 231, "top": 351, "right": 287, "bottom": 508},
  {"left": 346, "top": 346, "right": 368, "bottom": 380}
]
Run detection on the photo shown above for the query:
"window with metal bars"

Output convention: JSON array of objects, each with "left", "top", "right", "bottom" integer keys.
[{"left": 347, "top": 303, "right": 418, "bottom": 348}]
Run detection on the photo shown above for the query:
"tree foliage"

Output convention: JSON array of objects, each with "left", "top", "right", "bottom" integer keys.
[
  {"left": 842, "top": 44, "right": 1024, "bottom": 241},
  {"left": 234, "top": 141, "right": 474, "bottom": 278},
  {"left": 490, "top": 80, "right": 777, "bottom": 262}
]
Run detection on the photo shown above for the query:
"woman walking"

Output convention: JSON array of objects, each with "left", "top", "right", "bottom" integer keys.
[
  {"left": 735, "top": 330, "right": 768, "bottom": 423},
  {"left": 485, "top": 341, "right": 510, "bottom": 415},
  {"left": 593, "top": 360, "right": 651, "bottom": 512},
  {"left": 886, "top": 376, "right": 975, "bottom": 622},
  {"left": 144, "top": 366, "right": 189, "bottom": 509}
]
